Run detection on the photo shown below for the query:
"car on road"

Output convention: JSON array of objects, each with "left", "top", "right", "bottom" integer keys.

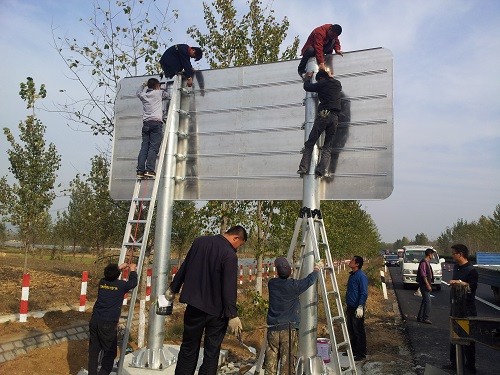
[{"left": 384, "top": 254, "right": 400, "bottom": 267}]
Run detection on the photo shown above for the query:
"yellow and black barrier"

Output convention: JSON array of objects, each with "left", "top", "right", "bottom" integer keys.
[{"left": 450, "top": 316, "right": 500, "bottom": 350}]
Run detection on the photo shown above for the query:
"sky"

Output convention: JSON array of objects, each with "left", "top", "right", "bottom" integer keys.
[{"left": 1, "top": 0, "right": 499, "bottom": 243}]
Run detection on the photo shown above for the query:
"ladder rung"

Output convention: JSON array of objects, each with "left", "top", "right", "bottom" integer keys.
[
  {"left": 133, "top": 197, "right": 152, "bottom": 202},
  {"left": 327, "top": 290, "right": 340, "bottom": 298},
  {"left": 340, "top": 366, "right": 355, "bottom": 374},
  {"left": 331, "top": 315, "right": 345, "bottom": 323},
  {"left": 124, "top": 242, "right": 143, "bottom": 247},
  {"left": 336, "top": 341, "right": 349, "bottom": 349},
  {"left": 128, "top": 219, "right": 147, "bottom": 224}
]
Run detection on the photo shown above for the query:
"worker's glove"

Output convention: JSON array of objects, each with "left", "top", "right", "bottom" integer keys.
[
  {"left": 165, "top": 288, "right": 175, "bottom": 302},
  {"left": 314, "top": 260, "right": 324, "bottom": 271},
  {"left": 355, "top": 305, "right": 364, "bottom": 319},
  {"left": 228, "top": 317, "right": 243, "bottom": 338},
  {"left": 157, "top": 294, "right": 169, "bottom": 308}
]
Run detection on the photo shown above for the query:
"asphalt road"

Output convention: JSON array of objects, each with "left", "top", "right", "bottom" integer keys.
[{"left": 387, "top": 263, "right": 500, "bottom": 374}]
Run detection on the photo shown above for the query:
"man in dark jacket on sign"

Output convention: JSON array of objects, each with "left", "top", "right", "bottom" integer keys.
[
  {"left": 160, "top": 44, "right": 203, "bottom": 87},
  {"left": 297, "top": 70, "right": 342, "bottom": 177},
  {"left": 298, "top": 24, "right": 343, "bottom": 78},
  {"left": 167, "top": 225, "right": 247, "bottom": 375},
  {"left": 265, "top": 257, "right": 322, "bottom": 375},
  {"left": 88, "top": 262, "right": 138, "bottom": 375}
]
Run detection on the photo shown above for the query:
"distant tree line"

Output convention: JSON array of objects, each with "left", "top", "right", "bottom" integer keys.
[{"left": 383, "top": 204, "right": 500, "bottom": 256}]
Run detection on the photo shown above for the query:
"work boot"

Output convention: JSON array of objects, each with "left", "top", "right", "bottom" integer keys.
[
  {"left": 315, "top": 149, "right": 332, "bottom": 177},
  {"left": 297, "top": 147, "right": 313, "bottom": 175}
]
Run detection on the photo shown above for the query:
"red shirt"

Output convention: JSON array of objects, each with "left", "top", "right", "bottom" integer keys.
[{"left": 301, "top": 24, "right": 341, "bottom": 64}]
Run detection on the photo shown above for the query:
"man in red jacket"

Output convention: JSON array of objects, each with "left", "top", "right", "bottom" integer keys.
[{"left": 298, "top": 24, "right": 343, "bottom": 78}]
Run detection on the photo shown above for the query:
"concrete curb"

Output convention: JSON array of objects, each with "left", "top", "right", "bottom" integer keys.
[{"left": 0, "top": 323, "right": 90, "bottom": 364}]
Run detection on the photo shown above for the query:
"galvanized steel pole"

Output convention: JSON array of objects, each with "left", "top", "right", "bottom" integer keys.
[{"left": 298, "top": 57, "right": 321, "bottom": 366}]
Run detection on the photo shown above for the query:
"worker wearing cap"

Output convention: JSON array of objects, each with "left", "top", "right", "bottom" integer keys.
[
  {"left": 159, "top": 44, "right": 203, "bottom": 87},
  {"left": 298, "top": 24, "right": 343, "bottom": 78},
  {"left": 265, "top": 257, "right": 323, "bottom": 375}
]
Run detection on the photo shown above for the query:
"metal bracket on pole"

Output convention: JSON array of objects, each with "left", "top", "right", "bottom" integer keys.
[
  {"left": 180, "top": 87, "right": 192, "bottom": 96},
  {"left": 178, "top": 109, "right": 190, "bottom": 118}
]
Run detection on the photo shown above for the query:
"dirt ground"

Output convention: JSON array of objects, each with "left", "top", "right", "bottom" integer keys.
[{"left": 0, "top": 251, "right": 415, "bottom": 374}]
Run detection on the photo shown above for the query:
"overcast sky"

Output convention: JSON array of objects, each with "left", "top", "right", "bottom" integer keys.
[{"left": 1, "top": 0, "right": 499, "bottom": 243}]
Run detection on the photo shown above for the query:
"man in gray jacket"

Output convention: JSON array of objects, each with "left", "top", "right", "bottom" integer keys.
[{"left": 265, "top": 257, "right": 322, "bottom": 375}]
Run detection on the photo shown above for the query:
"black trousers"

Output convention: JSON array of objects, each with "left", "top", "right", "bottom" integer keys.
[
  {"left": 346, "top": 306, "right": 366, "bottom": 357},
  {"left": 174, "top": 305, "right": 228, "bottom": 375},
  {"left": 297, "top": 47, "right": 316, "bottom": 74},
  {"left": 88, "top": 318, "right": 118, "bottom": 375}
]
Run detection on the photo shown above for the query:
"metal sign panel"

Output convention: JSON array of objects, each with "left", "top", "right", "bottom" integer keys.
[{"left": 111, "top": 48, "right": 393, "bottom": 200}]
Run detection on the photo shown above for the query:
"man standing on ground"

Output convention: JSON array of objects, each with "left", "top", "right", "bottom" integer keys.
[
  {"left": 264, "top": 257, "right": 323, "bottom": 375},
  {"left": 416, "top": 248, "right": 434, "bottom": 324},
  {"left": 88, "top": 263, "right": 138, "bottom": 375},
  {"left": 166, "top": 225, "right": 247, "bottom": 375},
  {"left": 442, "top": 244, "right": 478, "bottom": 373},
  {"left": 297, "top": 24, "right": 343, "bottom": 78},
  {"left": 297, "top": 70, "right": 342, "bottom": 177},
  {"left": 160, "top": 44, "right": 203, "bottom": 87},
  {"left": 345, "top": 255, "right": 368, "bottom": 361}
]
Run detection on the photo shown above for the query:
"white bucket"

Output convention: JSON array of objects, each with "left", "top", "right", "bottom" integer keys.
[{"left": 317, "top": 338, "right": 330, "bottom": 363}]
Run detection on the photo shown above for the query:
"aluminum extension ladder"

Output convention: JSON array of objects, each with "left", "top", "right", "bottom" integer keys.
[
  {"left": 115, "top": 76, "right": 183, "bottom": 371},
  {"left": 254, "top": 207, "right": 356, "bottom": 374},
  {"left": 291, "top": 207, "right": 357, "bottom": 375}
]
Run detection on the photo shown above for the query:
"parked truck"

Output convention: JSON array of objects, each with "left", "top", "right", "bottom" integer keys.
[{"left": 474, "top": 252, "right": 500, "bottom": 303}]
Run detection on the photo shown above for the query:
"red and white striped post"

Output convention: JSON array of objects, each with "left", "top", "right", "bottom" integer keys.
[
  {"left": 171, "top": 266, "right": 177, "bottom": 281},
  {"left": 239, "top": 265, "right": 243, "bottom": 285},
  {"left": 145, "top": 268, "right": 152, "bottom": 302},
  {"left": 79, "top": 271, "right": 88, "bottom": 312},
  {"left": 122, "top": 268, "right": 129, "bottom": 306},
  {"left": 248, "top": 265, "right": 253, "bottom": 282},
  {"left": 19, "top": 273, "right": 30, "bottom": 323}
]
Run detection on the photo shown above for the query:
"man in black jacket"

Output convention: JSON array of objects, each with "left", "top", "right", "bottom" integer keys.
[
  {"left": 443, "top": 244, "right": 479, "bottom": 373},
  {"left": 160, "top": 44, "right": 203, "bottom": 87},
  {"left": 297, "top": 70, "right": 342, "bottom": 177},
  {"left": 88, "top": 262, "right": 138, "bottom": 375},
  {"left": 167, "top": 225, "right": 247, "bottom": 375}
]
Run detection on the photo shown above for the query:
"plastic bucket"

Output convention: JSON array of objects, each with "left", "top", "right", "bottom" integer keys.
[{"left": 317, "top": 338, "right": 330, "bottom": 363}]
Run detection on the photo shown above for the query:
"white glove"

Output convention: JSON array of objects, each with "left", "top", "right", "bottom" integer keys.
[
  {"left": 228, "top": 317, "right": 243, "bottom": 337},
  {"left": 165, "top": 288, "right": 175, "bottom": 302},
  {"left": 314, "top": 260, "right": 324, "bottom": 271},
  {"left": 355, "top": 305, "right": 364, "bottom": 319},
  {"left": 157, "top": 295, "right": 169, "bottom": 308}
]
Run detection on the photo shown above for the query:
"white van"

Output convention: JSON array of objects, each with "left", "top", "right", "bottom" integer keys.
[{"left": 399, "top": 245, "right": 445, "bottom": 290}]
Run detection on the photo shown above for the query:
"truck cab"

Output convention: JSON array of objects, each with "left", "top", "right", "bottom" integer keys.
[{"left": 399, "top": 246, "right": 445, "bottom": 290}]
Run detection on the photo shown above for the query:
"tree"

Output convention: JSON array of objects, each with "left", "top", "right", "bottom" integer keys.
[
  {"left": 52, "top": 0, "right": 178, "bottom": 137},
  {"left": 171, "top": 201, "right": 202, "bottom": 261},
  {"left": 393, "top": 237, "right": 411, "bottom": 250},
  {"left": 59, "top": 174, "right": 94, "bottom": 255},
  {"left": 3, "top": 78, "right": 61, "bottom": 264},
  {"left": 413, "top": 233, "right": 430, "bottom": 245},
  {"left": 84, "top": 154, "right": 128, "bottom": 257},
  {"left": 187, "top": 0, "right": 299, "bottom": 69},
  {"left": 323, "top": 201, "right": 380, "bottom": 262}
]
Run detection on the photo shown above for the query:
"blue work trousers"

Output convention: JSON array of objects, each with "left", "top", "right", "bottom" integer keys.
[{"left": 137, "top": 120, "right": 163, "bottom": 173}]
